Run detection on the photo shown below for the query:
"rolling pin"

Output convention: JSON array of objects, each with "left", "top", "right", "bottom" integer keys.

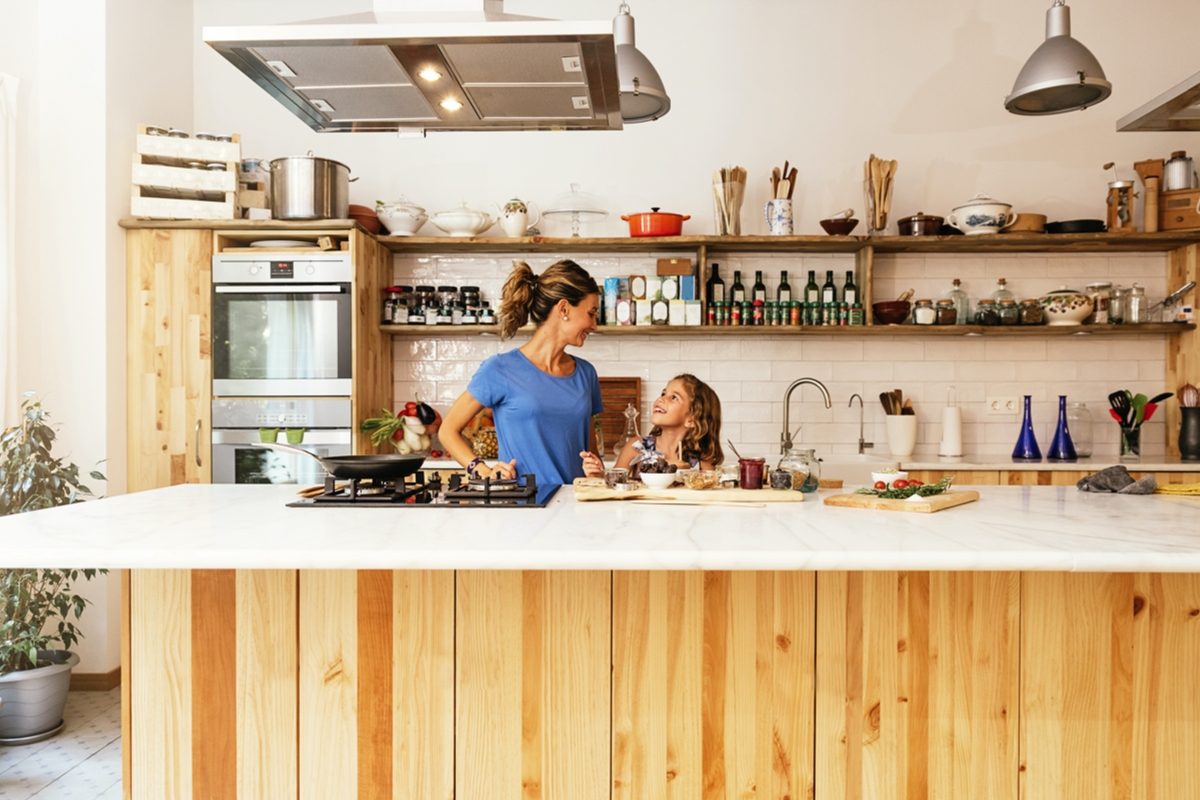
[{"left": 1135, "top": 159, "right": 1165, "bottom": 233}]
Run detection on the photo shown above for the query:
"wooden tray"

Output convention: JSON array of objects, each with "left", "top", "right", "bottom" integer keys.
[
  {"left": 822, "top": 490, "right": 979, "bottom": 513},
  {"left": 573, "top": 477, "right": 804, "bottom": 505}
]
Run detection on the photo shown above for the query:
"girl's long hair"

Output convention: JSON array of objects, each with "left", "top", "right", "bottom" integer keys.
[
  {"left": 650, "top": 373, "right": 723, "bottom": 466},
  {"left": 498, "top": 259, "right": 598, "bottom": 339}
]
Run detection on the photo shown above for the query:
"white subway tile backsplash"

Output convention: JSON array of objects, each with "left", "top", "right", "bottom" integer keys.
[{"left": 389, "top": 249, "right": 1179, "bottom": 459}]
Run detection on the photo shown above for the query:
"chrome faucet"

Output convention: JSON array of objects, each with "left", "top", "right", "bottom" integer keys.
[
  {"left": 781, "top": 378, "right": 832, "bottom": 453},
  {"left": 848, "top": 393, "right": 874, "bottom": 455}
]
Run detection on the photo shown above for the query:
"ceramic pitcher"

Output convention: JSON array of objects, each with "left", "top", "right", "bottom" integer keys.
[{"left": 500, "top": 198, "right": 540, "bottom": 237}]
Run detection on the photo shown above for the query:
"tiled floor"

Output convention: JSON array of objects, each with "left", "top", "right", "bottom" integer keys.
[{"left": 0, "top": 690, "right": 121, "bottom": 799}]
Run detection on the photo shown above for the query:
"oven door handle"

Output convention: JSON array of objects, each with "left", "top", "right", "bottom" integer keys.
[{"left": 214, "top": 285, "right": 346, "bottom": 294}]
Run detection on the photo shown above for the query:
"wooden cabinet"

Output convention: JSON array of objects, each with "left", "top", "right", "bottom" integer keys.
[
  {"left": 125, "top": 229, "right": 213, "bottom": 490},
  {"left": 909, "top": 469, "right": 1200, "bottom": 486}
]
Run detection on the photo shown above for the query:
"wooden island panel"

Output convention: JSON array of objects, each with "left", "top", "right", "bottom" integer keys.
[
  {"left": 456, "top": 570, "right": 611, "bottom": 800},
  {"left": 816, "top": 572, "right": 1019, "bottom": 800},
  {"left": 612, "top": 571, "right": 816, "bottom": 799}
]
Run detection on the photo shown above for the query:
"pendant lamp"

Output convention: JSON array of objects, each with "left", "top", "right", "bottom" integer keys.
[
  {"left": 613, "top": 3, "right": 670, "bottom": 122},
  {"left": 1005, "top": 0, "right": 1111, "bottom": 115}
]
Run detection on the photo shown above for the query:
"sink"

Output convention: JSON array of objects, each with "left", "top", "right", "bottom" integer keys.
[{"left": 819, "top": 455, "right": 900, "bottom": 487}]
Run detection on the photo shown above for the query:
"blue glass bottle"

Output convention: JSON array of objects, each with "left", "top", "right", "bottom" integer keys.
[
  {"left": 1047, "top": 395, "right": 1077, "bottom": 462},
  {"left": 1012, "top": 394, "right": 1042, "bottom": 461}
]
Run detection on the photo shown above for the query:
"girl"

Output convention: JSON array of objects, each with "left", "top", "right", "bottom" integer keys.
[
  {"left": 440, "top": 259, "right": 603, "bottom": 490},
  {"left": 581, "top": 373, "right": 723, "bottom": 476}
]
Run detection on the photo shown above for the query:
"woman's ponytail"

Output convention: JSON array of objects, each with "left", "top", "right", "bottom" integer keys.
[{"left": 499, "top": 261, "right": 538, "bottom": 339}]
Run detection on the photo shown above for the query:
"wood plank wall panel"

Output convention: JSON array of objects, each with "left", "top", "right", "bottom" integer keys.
[
  {"left": 130, "top": 570, "right": 193, "bottom": 800},
  {"left": 357, "top": 571, "right": 393, "bottom": 799},
  {"left": 299, "top": 570, "right": 358, "bottom": 800},
  {"left": 352, "top": 231, "right": 393, "bottom": 454},
  {"left": 1166, "top": 243, "right": 1198, "bottom": 458},
  {"left": 612, "top": 572, "right": 704, "bottom": 798},
  {"left": 393, "top": 571, "right": 455, "bottom": 800},
  {"left": 1022, "top": 572, "right": 1200, "bottom": 800},
  {"left": 816, "top": 572, "right": 1019, "bottom": 800},
  {"left": 236, "top": 570, "right": 298, "bottom": 800},
  {"left": 191, "top": 571, "right": 236, "bottom": 800},
  {"left": 126, "top": 229, "right": 212, "bottom": 491},
  {"left": 457, "top": 570, "right": 611, "bottom": 800},
  {"left": 121, "top": 571, "right": 132, "bottom": 800}
]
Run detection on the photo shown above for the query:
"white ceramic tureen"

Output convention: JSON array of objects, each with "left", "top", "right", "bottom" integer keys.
[
  {"left": 948, "top": 194, "right": 1016, "bottom": 235},
  {"left": 429, "top": 202, "right": 495, "bottom": 237},
  {"left": 375, "top": 197, "right": 427, "bottom": 236},
  {"left": 1040, "top": 286, "right": 1093, "bottom": 326}
]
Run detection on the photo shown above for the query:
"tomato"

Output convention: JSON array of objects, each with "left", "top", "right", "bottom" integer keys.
[
  {"left": 892, "top": 479, "right": 909, "bottom": 489},
  {"left": 873, "top": 480, "right": 887, "bottom": 490},
  {"left": 403, "top": 401, "right": 419, "bottom": 416},
  {"left": 430, "top": 449, "right": 444, "bottom": 458},
  {"left": 908, "top": 479, "right": 923, "bottom": 487},
  {"left": 391, "top": 427, "right": 405, "bottom": 442}
]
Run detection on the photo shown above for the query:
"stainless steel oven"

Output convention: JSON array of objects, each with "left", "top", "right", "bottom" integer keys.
[
  {"left": 212, "top": 252, "right": 352, "bottom": 397},
  {"left": 212, "top": 397, "right": 351, "bottom": 485}
]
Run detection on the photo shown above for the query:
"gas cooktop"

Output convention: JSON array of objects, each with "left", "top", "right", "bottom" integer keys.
[{"left": 288, "top": 471, "right": 558, "bottom": 508}]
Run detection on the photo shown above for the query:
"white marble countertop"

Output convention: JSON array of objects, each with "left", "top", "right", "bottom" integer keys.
[{"left": 1, "top": 484, "right": 1199, "bottom": 571}]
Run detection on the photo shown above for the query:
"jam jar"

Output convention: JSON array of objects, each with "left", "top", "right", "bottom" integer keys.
[
  {"left": 974, "top": 298, "right": 1000, "bottom": 325},
  {"left": 997, "top": 298, "right": 1020, "bottom": 325},
  {"left": 935, "top": 299, "right": 957, "bottom": 325},
  {"left": 778, "top": 447, "right": 820, "bottom": 492},
  {"left": 1019, "top": 299, "right": 1044, "bottom": 325}
]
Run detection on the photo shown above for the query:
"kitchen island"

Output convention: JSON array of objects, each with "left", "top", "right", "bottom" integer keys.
[{"left": 3, "top": 484, "right": 1198, "bottom": 799}]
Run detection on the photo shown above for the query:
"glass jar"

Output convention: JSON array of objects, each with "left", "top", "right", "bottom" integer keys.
[
  {"left": 382, "top": 286, "right": 401, "bottom": 324},
  {"left": 408, "top": 304, "right": 426, "bottom": 325},
  {"left": 1110, "top": 285, "right": 1126, "bottom": 324},
  {"left": 436, "top": 285, "right": 459, "bottom": 308},
  {"left": 1066, "top": 401, "right": 1094, "bottom": 457},
  {"left": 913, "top": 298, "right": 936, "bottom": 325},
  {"left": 1085, "top": 281, "right": 1112, "bottom": 324},
  {"left": 413, "top": 285, "right": 435, "bottom": 310},
  {"left": 778, "top": 447, "right": 820, "bottom": 492},
  {"left": 997, "top": 298, "right": 1020, "bottom": 325},
  {"left": 935, "top": 299, "right": 957, "bottom": 325},
  {"left": 991, "top": 277, "right": 1015, "bottom": 304},
  {"left": 949, "top": 278, "right": 971, "bottom": 323},
  {"left": 738, "top": 457, "right": 766, "bottom": 490},
  {"left": 479, "top": 302, "right": 497, "bottom": 325},
  {"left": 460, "top": 285, "right": 481, "bottom": 308},
  {"left": 974, "top": 299, "right": 999, "bottom": 325},
  {"left": 1126, "top": 283, "right": 1146, "bottom": 324},
  {"left": 462, "top": 306, "right": 478, "bottom": 324},
  {"left": 1019, "top": 299, "right": 1044, "bottom": 325}
]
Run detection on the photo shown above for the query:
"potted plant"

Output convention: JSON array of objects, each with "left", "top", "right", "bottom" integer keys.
[{"left": 0, "top": 395, "right": 105, "bottom": 744}]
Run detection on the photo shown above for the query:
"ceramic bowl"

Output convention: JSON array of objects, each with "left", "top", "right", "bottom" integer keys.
[
  {"left": 819, "top": 217, "right": 859, "bottom": 236},
  {"left": 429, "top": 202, "right": 495, "bottom": 237},
  {"left": 348, "top": 204, "right": 381, "bottom": 235},
  {"left": 948, "top": 194, "right": 1016, "bottom": 235},
  {"left": 376, "top": 198, "right": 428, "bottom": 236},
  {"left": 872, "top": 300, "right": 912, "bottom": 324},
  {"left": 871, "top": 469, "right": 908, "bottom": 488},
  {"left": 639, "top": 472, "right": 677, "bottom": 489},
  {"left": 1040, "top": 287, "right": 1093, "bottom": 326}
]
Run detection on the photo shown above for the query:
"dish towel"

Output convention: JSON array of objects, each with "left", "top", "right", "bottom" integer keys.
[
  {"left": 1155, "top": 483, "right": 1200, "bottom": 496},
  {"left": 1076, "top": 465, "right": 1157, "bottom": 494}
]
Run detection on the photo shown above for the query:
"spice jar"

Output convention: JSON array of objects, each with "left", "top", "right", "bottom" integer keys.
[
  {"left": 778, "top": 447, "right": 820, "bottom": 492},
  {"left": 436, "top": 285, "right": 459, "bottom": 308},
  {"left": 913, "top": 298, "right": 936, "bottom": 325},
  {"left": 413, "top": 285, "right": 435, "bottom": 310},
  {"left": 1126, "top": 283, "right": 1146, "bottom": 324},
  {"left": 738, "top": 457, "right": 766, "bottom": 490},
  {"left": 997, "top": 298, "right": 1020, "bottom": 325},
  {"left": 382, "top": 286, "right": 402, "bottom": 324},
  {"left": 1085, "top": 281, "right": 1112, "bottom": 324},
  {"left": 935, "top": 299, "right": 957, "bottom": 325},
  {"left": 460, "top": 285, "right": 481, "bottom": 308},
  {"left": 479, "top": 302, "right": 497, "bottom": 325},
  {"left": 462, "top": 305, "right": 478, "bottom": 324},
  {"left": 1019, "top": 299, "right": 1044, "bottom": 325},
  {"left": 974, "top": 299, "right": 1000, "bottom": 325},
  {"left": 1110, "top": 286, "right": 1127, "bottom": 324}
]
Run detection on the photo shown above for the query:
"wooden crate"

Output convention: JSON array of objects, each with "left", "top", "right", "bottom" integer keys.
[{"left": 130, "top": 126, "right": 240, "bottom": 220}]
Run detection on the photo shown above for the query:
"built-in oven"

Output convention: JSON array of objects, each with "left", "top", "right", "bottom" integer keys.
[
  {"left": 212, "top": 252, "right": 352, "bottom": 397},
  {"left": 211, "top": 397, "right": 351, "bottom": 484}
]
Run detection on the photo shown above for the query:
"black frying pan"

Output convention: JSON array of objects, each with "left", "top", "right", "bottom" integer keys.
[{"left": 254, "top": 442, "right": 425, "bottom": 480}]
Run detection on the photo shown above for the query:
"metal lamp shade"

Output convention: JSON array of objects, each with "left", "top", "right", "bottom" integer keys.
[
  {"left": 613, "top": 6, "right": 670, "bottom": 122},
  {"left": 1005, "top": 1, "right": 1111, "bottom": 115}
]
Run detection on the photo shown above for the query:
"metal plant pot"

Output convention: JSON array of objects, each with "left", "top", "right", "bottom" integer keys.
[{"left": 0, "top": 650, "right": 79, "bottom": 745}]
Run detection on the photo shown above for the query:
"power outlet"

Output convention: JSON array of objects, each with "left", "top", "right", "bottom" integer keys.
[{"left": 987, "top": 396, "right": 1018, "bottom": 416}]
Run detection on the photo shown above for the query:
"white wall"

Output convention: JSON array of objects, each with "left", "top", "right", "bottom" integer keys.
[{"left": 193, "top": 0, "right": 1200, "bottom": 232}]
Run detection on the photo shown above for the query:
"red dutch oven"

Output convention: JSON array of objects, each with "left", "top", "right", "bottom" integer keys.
[{"left": 621, "top": 207, "right": 691, "bottom": 237}]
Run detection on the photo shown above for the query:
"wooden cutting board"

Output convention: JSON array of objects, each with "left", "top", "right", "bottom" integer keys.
[
  {"left": 573, "top": 477, "right": 804, "bottom": 504},
  {"left": 597, "top": 377, "right": 640, "bottom": 455},
  {"left": 822, "top": 490, "right": 979, "bottom": 513}
]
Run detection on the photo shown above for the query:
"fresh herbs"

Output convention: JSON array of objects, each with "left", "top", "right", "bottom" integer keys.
[{"left": 856, "top": 475, "right": 954, "bottom": 500}]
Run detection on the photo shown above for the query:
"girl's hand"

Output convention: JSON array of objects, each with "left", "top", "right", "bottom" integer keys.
[{"left": 580, "top": 450, "right": 604, "bottom": 477}]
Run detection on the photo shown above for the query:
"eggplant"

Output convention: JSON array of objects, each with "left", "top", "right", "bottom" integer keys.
[{"left": 417, "top": 401, "right": 437, "bottom": 425}]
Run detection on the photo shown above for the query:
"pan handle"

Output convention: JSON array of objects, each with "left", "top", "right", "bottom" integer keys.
[{"left": 252, "top": 440, "right": 328, "bottom": 468}]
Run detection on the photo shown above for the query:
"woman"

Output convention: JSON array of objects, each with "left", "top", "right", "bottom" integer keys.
[{"left": 440, "top": 259, "right": 602, "bottom": 489}]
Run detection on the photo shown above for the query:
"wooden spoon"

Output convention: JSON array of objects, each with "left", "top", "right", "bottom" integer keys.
[{"left": 880, "top": 391, "right": 895, "bottom": 415}]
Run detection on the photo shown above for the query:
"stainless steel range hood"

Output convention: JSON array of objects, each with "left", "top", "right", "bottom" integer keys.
[{"left": 203, "top": 0, "right": 622, "bottom": 133}]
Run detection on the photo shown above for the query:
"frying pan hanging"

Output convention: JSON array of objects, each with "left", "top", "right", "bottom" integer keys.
[{"left": 254, "top": 442, "right": 425, "bottom": 480}]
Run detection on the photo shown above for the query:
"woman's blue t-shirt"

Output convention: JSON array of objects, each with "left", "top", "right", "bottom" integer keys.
[{"left": 467, "top": 349, "right": 603, "bottom": 489}]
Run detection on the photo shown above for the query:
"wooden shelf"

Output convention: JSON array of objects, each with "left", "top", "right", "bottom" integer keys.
[
  {"left": 867, "top": 232, "right": 1200, "bottom": 253},
  {"left": 381, "top": 322, "right": 1194, "bottom": 337}
]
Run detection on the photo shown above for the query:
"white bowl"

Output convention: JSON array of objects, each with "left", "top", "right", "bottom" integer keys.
[
  {"left": 639, "top": 472, "right": 677, "bottom": 489},
  {"left": 429, "top": 202, "right": 495, "bottom": 237},
  {"left": 376, "top": 201, "right": 427, "bottom": 236},
  {"left": 948, "top": 194, "right": 1016, "bottom": 235},
  {"left": 871, "top": 469, "right": 908, "bottom": 488},
  {"left": 1041, "top": 287, "right": 1093, "bottom": 326}
]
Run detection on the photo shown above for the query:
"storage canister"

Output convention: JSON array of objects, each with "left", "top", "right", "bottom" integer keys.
[
  {"left": 998, "top": 298, "right": 1020, "bottom": 325},
  {"left": 913, "top": 299, "right": 936, "bottom": 325},
  {"left": 974, "top": 298, "right": 1000, "bottom": 325},
  {"left": 1085, "top": 281, "right": 1112, "bottom": 324},
  {"left": 1019, "top": 299, "right": 1044, "bottom": 325},
  {"left": 935, "top": 299, "right": 957, "bottom": 325}
]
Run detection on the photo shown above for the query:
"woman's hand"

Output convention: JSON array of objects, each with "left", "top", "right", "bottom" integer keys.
[
  {"left": 477, "top": 459, "right": 517, "bottom": 480},
  {"left": 580, "top": 450, "right": 604, "bottom": 477}
]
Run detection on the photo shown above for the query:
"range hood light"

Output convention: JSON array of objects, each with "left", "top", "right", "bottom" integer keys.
[
  {"left": 418, "top": 67, "right": 442, "bottom": 82},
  {"left": 613, "top": 3, "right": 670, "bottom": 122},
  {"left": 440, "top": 97, "right": 464, "bottom": 112},
  {"left": 1005, "top": 0, "right": 1111, "bottom": 115}
]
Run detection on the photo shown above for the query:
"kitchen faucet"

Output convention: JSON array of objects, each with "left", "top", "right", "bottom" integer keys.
[
  {"left": 848, "top": 393, "right": 874, "bottom": 455},
  {"left": 781, "top": 378, "right": 832, "bottom": 453}
]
